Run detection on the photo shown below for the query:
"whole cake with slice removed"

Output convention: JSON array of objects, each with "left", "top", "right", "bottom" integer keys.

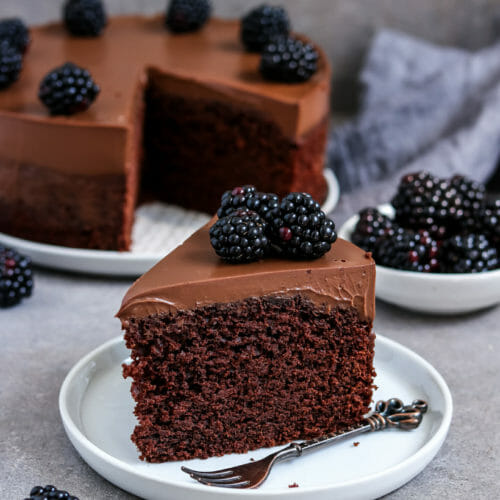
[
  {"left": 118, "top": 189, "right": 376, "bottom": 462},
  {"left": 0, "top": 2, "right": 331, "bottom": 251}
]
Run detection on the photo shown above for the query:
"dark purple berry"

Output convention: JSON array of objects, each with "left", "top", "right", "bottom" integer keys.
[
  {"left": 351, "top": 207, "right": 395, "bottom": 253},
  {"left": 391, "top": 171, "right": 466, "bottom": 238},
  {"left": 166, "top": 0, "right": 211, "bottom": 33},
  {"left": 441, "top": 234, "right": 498, "bottom": 273},
  {"left": 38, "top": 62, "right": 100, "bottom": 115},
  {"left": 0, "top": 18, "right": 30, "bottom": 53},
  {"left": 0, "top": 245, "right": 33, "bottom": 307},
  {"left": 217, "top": 185, "right": 257, "bottom": 217},
  {"left": 374, "top": 228, "right": 441, "bottom": 272},
  {"left": 210, "top": 210, "right": 269, "bottom": 263},
  {"left": 0, "top": 40, "right": 23, "bottom": 89},
  {"left": 477, "top": 199, "right": 500, "bottom": 251},
  {"left": 241, "top": 5, "right": 290, "bottom": 52},
  {"left": 270, "top": 192, "right": 337, "bottom": 259},
  {"left": 217, "top": 185, "right": 279, "bottom": 224},
  {"left": 260, "top": 36, "right": 318, "bottom": 83},
  {"left": 63, "top": 0, "right": 107, "bottom": 36},
  {"left": 27, "top": 485, "right": 77, "bottom": 500}
]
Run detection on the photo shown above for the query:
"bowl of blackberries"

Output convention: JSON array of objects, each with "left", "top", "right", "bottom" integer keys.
[{"left": 339, "top": 171, "right": 500, "bottom": 314}]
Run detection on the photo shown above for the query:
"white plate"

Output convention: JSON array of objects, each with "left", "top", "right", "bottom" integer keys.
[
  {"left": 59, "top": 334, "right": 452, "bottom": 500},
  {"left": 338, "top": 204, "right": 500, "bottom": 314},
  {"left": 0, "top": 170, "right": 339, "bottom": 277}
]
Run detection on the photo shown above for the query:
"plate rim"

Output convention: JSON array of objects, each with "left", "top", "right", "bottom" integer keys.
[
  {"left": 58, "top": 333, "right": 453, "bottom": 498},
  {"left": 338, "top": 203, "right": 500, "bottom": 281},
  {"left": 0, "top": 170, "right": 340, "bottom": 276}
]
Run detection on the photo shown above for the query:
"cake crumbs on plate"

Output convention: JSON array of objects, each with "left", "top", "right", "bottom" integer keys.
[
  {"left": 288, "top": 482, "right": 299, "bottom": 488},
  {"left": 353, "top": 441, "right": 360, "bottom": 447}
]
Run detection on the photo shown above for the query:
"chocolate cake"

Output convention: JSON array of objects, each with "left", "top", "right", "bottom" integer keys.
[
  {"left": 117, "top": 224, "right": 376, "bottom": 462},
  {"left": 0, "top": 15, "right": 331, "bottom": 250}
]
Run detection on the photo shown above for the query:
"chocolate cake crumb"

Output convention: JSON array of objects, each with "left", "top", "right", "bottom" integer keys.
[
  {"left": 142, "top": 81, "right": 328, "bottom": 213},
  {"left": 123, "top": 295, "right": 375, "bottom": 462},
  {"left": 288, "top": 482, "right": 299, "bottom": 488},
  {"left": 353, "top": 441, "right": 360, "bottom": 447}
]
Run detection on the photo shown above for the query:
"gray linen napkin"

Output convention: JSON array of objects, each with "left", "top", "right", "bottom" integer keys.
[{"left": 329, "top": 30, "right": 500, "bottom": 222}]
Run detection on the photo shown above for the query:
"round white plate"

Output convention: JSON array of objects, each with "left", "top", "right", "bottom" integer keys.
[
  {"left": 59, "top": 334, "right": 452, "bottom": 500},
  {"left": 339, "top": 204, "right": 500, "bottom": 314},
  {"left": 0, "top": 170, "right": 339, "bottom": 277}
]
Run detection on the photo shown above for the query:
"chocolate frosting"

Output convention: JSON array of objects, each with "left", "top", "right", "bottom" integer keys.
[
  {"left": 117, "top": 224, "right": 376, "bottom": 324},
  {"left": 0, "top": 15, "right": 330, "bottom": 175}
]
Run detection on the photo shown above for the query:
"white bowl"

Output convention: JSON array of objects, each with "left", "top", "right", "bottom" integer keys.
[{"left": 338, "top": 204, "right": 500, "bottom": 315}]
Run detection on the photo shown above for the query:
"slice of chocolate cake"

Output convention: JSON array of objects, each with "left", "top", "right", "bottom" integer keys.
[{"left": 117, "top": 221, "right": 376, "bottom": 463}]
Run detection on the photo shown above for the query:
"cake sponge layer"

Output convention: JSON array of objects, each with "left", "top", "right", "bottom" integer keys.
[{"left": 123, "top": 295, "right": 375, "bottom": 462}]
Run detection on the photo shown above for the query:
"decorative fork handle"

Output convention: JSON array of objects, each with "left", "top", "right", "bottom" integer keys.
[{"left": 270, "top": 398, "right": 428, "bottom": 464}]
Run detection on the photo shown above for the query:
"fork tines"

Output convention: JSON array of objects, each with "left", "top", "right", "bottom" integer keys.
[{"left": 181, "top": 466, "right": 251, "bottom": 488}]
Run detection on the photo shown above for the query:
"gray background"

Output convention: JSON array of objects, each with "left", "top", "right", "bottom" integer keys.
[{"left": 1, "top": 1, "right": 500, "bottom": 499}]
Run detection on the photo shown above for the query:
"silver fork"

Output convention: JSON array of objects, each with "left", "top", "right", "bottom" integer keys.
[{"left": 181, "top": 398, "right": 428, "bottom": 489}]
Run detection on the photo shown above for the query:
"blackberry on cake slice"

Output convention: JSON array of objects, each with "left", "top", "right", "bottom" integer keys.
[
  {"left": 441, "top": 234, "right": 498, "bottom": 273},
  {"left": 38, "top": 62, "right": 100, "bottom": 115},
  {"left": 270, "top": 192, "right": 337, "bottom": 259},
  {"left": 0, "top": 40, "right": 23, "bottom": 89},
  {"left": 217, "top": 185, "right": 257, "bottom": 218},
  {"left": 210, "top": 209, "right": 269, "bottom": 263},
  {"left": 165, "top": 0, "right": 211, "bottom": 33},
  {"left": 241, "top": 4, "right": 290, "bottom": 52},
  {"left": 63, "top": 0, "right": 107, "bottom": 37},
  {"left": 0, "top": 245, "right": 33, "bottom": 308},
  {"left": 217, "top": 185, "right": 279, "bottom": 224},
  {"left": 260, "top": 36, "right": 319, "bottom": 83},
  {"left": 0, "top": 18, "right": 30, "bottom": 53}
]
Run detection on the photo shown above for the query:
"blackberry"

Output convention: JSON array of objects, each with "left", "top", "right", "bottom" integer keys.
[
  {"left": 260, "top": 36, "right": 319, "bottom": 83},
  {"left": 245, "top": 191, "right": 280, "bottom": 224},
  {"left": 240, "top": 5, "right": 290, "bottom": 52},
  {"left": 441, "top": 234, "right": 498, "bottom": 273},
  {"left": 374, "top": 228, "right": 440, "bottom": 272},
  {"left": 217, "top": 185, "right": 279, "bottom": 223},
  {"left": 26, "top": 484, "right": 79, "bottom": 500},
  {"left": 166, "top": 0, "right": 211, "bottom": 33},
  {"left": 210, "top": 210, "right": 269, "bottom": 263},
  {"left": 0, "top": 18, "right": 30, "bottom": 53},
  {"left": 63, "top": 0, "right": 107, "bottom": 37},
  {"left": 449, "top": 175, "right": 485, "bottom": 230},
  {"left": 270, "top": 192, "right": 337, "bottom": 259},
  {"left": 38, "top": 62, "right": 100, "bottom": 115},
  {"left": 217, "top": 185, "right": 257, "bottom": 218},
  {"left": 0, "top": 40, "right": 23, "bottom": 89},
  {"left": 351, "top": 207, "right": 395, "bottom": 253},
  {"left": 391, "top": 171, "right": 464, "bottom": 238},
  {"left": 477, "top": 199, "right": 500, "bottom": 250},
  {"left": 0, "top": 246, "right": 33, "bottom": 307}
]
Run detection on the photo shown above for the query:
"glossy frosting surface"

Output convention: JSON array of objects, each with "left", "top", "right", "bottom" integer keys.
[
  {"left": 117, "top": 224, "right": 376, "bottom": 323},
  {"left": 0, "top": 16, "right": 330, "bottom": 174}
]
